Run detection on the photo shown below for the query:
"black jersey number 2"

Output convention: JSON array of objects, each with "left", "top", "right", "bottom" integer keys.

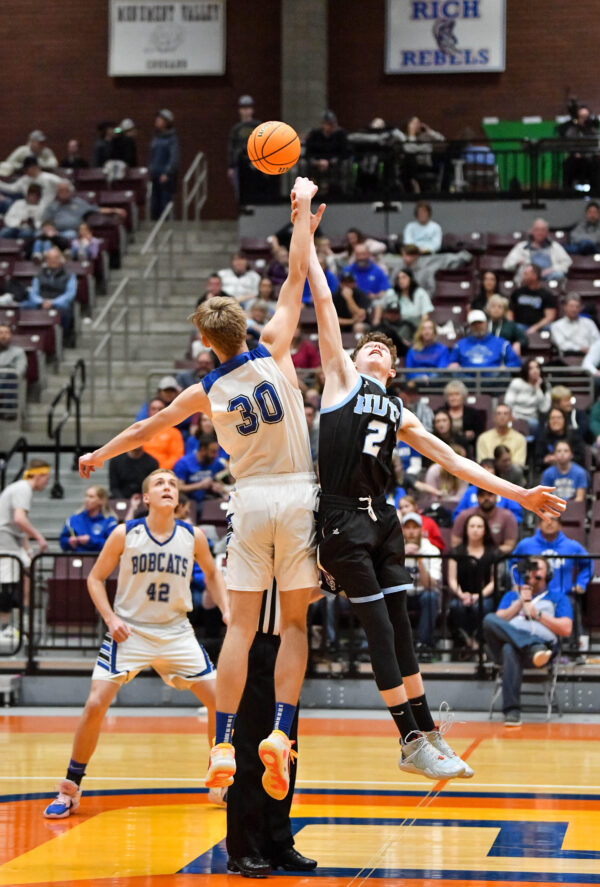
[
  {"left": 228, "top": 381, "right": 284, "bottom": 436},
  {"left": 362, "top": 419, "right": 388, "bottom": 457}
]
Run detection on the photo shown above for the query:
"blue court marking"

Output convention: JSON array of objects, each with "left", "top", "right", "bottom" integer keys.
[{"left": 180, "top": 816, "right": 600, "bottom": 880}]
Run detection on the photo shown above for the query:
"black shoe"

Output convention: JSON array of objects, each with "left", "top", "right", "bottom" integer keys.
[
  {"left": 227, "top": 856, "right": 271, "bottom": 878},
  {"left": 503, "top": 709, "right": 522, "bottom": 727},
  {"left": 271, "top": 847, "right": 318, "bottom": 871}
]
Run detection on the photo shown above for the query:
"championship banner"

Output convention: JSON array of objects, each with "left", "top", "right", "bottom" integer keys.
[
  {"left": 109, "top": 0, "right": 226, "bottom": 76},
  {"left": 385, "top": 0, "right": 506, "bottom": 74}
]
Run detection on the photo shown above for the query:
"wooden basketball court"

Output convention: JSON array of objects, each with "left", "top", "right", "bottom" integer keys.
[{"left": 0, "top": 710, "right": 599, "bottom": 886}]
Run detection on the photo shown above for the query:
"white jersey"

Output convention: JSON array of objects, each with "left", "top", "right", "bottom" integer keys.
[
  {"left": 202, "top": 343, "right": 313, "bottom": 480},
  {"left": 114, "top": 518, "right": 195, "bottom": 626}
]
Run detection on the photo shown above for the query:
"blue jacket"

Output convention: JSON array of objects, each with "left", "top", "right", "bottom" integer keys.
[
  {"left": 149, "top": 129, "right": 180, "bottom": 178},
  {"left": 452, "top": 485, "right": 523, "bottom": 523},
  {"left": 405, "top": 342, "right": 451, "bottom": 375},
  {"left": 59, "top": 511, "right": 118, "bottom": 553},
  {"left": 342, "top": 261, "right": 390, "bottom": 295},
  {"left": 449, "top": 333, "right": 521, "bottom": 369},
  {"left": 173, "top": 451, "right": 227, "bottom": 504},
  {"left": 510, "top": 530, "right": 592, "bottom": 595},
  {"left": 302, "top": 267, "right": 337, "bottom": 304}
]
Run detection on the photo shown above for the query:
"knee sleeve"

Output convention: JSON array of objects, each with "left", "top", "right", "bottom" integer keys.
[
  {"left": 348, "top": 598, "right": 403, "bottom": 692},
  {"left": 383, "top": 590, "right": 419, "bottom": 677}
]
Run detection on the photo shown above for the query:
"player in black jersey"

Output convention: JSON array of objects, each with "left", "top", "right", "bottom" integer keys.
[{"left": 307, "top": 237, "right": 566, "bottom": 780}]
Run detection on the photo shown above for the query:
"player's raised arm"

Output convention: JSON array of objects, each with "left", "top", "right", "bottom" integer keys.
[
  {"left": 398, "top": 408, "right": 566, "bottom": 520},
  {"left": 87, "top": 525, "right": 130, "bottom": 641},
  {"left": 260, "top": 177, "right": 324, "bottom": 359},
  {"left": 79, "top": 383, "right": 209, "bottom": 479},
  {"left": 193, "top": 528, "right": 230, "bottom": 624}
]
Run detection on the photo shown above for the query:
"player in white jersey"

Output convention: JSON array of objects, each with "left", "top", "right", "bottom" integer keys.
[
  {"left": 78, "top": 177, "right": 326, "bottom": 800},
  {"left": 43, "top": 469, "right": 229, "bottom": 819}
]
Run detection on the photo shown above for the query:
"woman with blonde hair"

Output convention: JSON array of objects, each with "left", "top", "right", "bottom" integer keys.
[
  {"left": 424, "top": 444, "right": 468, "bottom": 508},
  {"left": 405, "top": 317, "right": 450, "bottom": 378},
  {"left": 59, "top": 486, "right": 117, "bottom": 553},
  {"left": 443, "top": 379, "right": 483, "bottom": 450}
]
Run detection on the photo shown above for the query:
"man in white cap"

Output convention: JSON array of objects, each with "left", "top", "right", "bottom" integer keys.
[
  {"left": 448, "top": 309, "right": 521, "bottom": 373},
  {"left": 0, "top": 130, "right": 58, "bottom": 177}
]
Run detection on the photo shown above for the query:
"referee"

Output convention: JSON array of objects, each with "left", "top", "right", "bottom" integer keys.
[{"left": 226, "top": 582, "right": 318, "bottom": 878}]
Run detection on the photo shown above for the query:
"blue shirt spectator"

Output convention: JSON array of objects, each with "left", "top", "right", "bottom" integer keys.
[
  {"left": 448, "top": 319, "right": 521, "bottom": 371},
  {"left": 173, "top": 435, "right": 227, "bottom": 506},
  {"left": 343, "top": 243, "right": 390, "bottom": 298},
  {"left": 510, "top": 517, "right": 592, "bottom": 595},
  {"left": 406, "top": 342, "right": 450, "bottom": 375},
  {"left": 21, "top": 247, "right": 77, "bottom": 331},
  {"left": 59, "top": 486, "right": 117, "bottom": 553},
  {"left": 303, "top": 266, "right": 337, "bottom": 305},
  {"left": 453, "top": 484, "right": 523, "bottom": 522},
  {"left": 540, "top": 441, "right": 588, "bottom": 501}
]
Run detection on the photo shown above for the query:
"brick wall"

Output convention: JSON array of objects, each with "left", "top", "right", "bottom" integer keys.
[{"left": 0, "top": 0, "right": 281, "bottom": 218}]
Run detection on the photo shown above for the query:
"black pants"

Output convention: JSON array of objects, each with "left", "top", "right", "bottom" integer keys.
[{"left": 226, "top": 633, "right": 297, "bottom": 860}]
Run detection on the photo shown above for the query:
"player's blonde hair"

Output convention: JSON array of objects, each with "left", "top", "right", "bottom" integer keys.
[
  {"left": 142, "top": 468, "right": 179, "bottom": 494},
  {"left": 189, "top": 296, "right": 248, "bottom": 357}
]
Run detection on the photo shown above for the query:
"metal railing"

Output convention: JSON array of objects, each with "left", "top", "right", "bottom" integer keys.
[
  {"left": 47, "top": 359, "right": 86, "bottom": 498},
  {"left": 182, "top": 151, "right": 208, "bottom": 250},
  {"left": 88, "top": 277, "right": 131, "bottom": 412},
  {"left": 0, "top": 436, "right": 28, "bottom": 491},
  {"left": 398, "top": 365, "right": 595, "bottom": 400},
  {"left": 0, "top": 368, "right": 26, "bottom": 429},
  {"left": 138, "top": 200, "right": 175, "bottom": 330}
]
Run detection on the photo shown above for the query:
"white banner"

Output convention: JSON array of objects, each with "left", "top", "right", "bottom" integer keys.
[
  {"left": 385, "top": 0, "right": 505, "bottom": 74},
  {"left": 109, "top": 0, "right": 226, "bottom": 76}
]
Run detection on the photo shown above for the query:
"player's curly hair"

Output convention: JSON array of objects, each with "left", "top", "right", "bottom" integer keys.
[
  {"left": 189, "top": 296, "right": 247, "bottom": 357},
  {"left": 351, "top": 331, "right": 398, "bottom": 368}
]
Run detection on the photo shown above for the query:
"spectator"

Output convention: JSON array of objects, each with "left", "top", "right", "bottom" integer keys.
[
  {"left": 483, "top": 557, "right": 572, "bottom": 726},
  {"left": 258, "top": 276, "right": 277, "bottom": 304},
  {"left": 337, "top": 228, "right": 387, "bottom": 268},
  {"left": 0, "top": 130, "right": 58, "bottom": 177},
  {"left": 511, "top": 515, "right": 592, "bottom": 598},
  {"left": 405, "top": 317, "right": 450, "bottom": 378},
  {"left": 448, "top": 513, "right": 496, "bottom": 652},
  {"left": 342, "top": 243, "right": 390, "bottom": 304},
  {"left": 449, "top": 310, "right": 521, "bottom": 374},
  {"left": 195, "top": 273, "right": 230, "bottom": 309},
  {"left": 568, "top": 201, "right": 600, "bottom": 254},
  {"left": 108, "top": 447, "right": 158, "bottom": 499},
  {"left": 173, "top": 433, "right": 228, "bottom": 511},
  {"left": 560, "top": 105, "right": 600, "bottom": 190},
  {"left": 112, "top": 118, "right": 138, "bottom": 167},
  {"left": 397, "top": 495, "right": 445, "bottom": 551},
  {"left": 374, "top": 268, "right": 432, "bottom": 330},
  {"left": 290, "top": 326, "right": 320, "bottom": 375},
  {"left": 302, "top": 251, "right": 337, "bottom": 306},
  {"left": 396, "top": 243, "right": 472, "bottom": 295},
  {"left": 59, "top": 486, "right": 117, "bottom": 553},
  {"left": 451, "top": 488, "right": 518, "bottom": 554},
  {"left": 503, "top": 220, "right": 572, "bottom": 284},
  {"left": 20, "top": 247, "right": 76, "bottom": 332},
  {"left": 551, "top": 385, "right": 589, "bottom": 441},
  {"left": 218, "top": 253, "right": 261, "bottom": 306},
  {"left": 452, "top": 460, "right": 523, "bottom": 524},
  {"left": 304, "top": 401, "right": 319, "bottom": 463},
  {"left": 476, "top": 404, "right": 527, "bottom": 466},
  {"left": 185, "top": 415, "right": 229, "bottom": 463},
  {"left": 59, "top": 139, "right": 89, "bottom": 170},
  {"left": 471, "top": 270, "right": 500, "bottom": 311},
  {"left": 551, "top": 293, "right": 600, "bottom": 354},
  {"left": 493, "top": 444, "right": 524, "bottom": 486},
  {"left": 504, "top": 358, "right": 551, "bottom": 432},
  {"left": 266, "top": 247, "right": 289, "bottom": 289},
  {"left": 0, "top": 324, "right": 27, "bottom": 419},
  {"left": 245, "top": 300, "right": 270, "bottom": 346},
  {"left": 44, "top": 180, "right": 126, "bottom": 238},
  {"left": 370, "top": 295, "right": 411, "bottom": 356},
  {"left": 332, "top": 271, "right": 370, "bottom": 330},
  {"left": 589, "top": 395, "right": 600, "bottom": 457},
  {"left": 0, "top": 156, "right": 64, "bottom": 214},
  {"left": 534, "top": 407, "right": 586, "bottom": 472},
  {"left": 227, "top": 95, "right": 264, "bottom": 205},
  {"left": 305, "top": 110, "right": 351, "bottom": 195},
  {"left": 31, "top": 222, "right": 72, "bottom": 261},
  {"left": 402, "top": 201, "right": 442, "bottom": 253},
  {"left": 136, "top": 376, "right": 195, "bottom": 439},
  {"left": 92, "top": 122, "right": 116, "bottom": 167},
  {"left": 70, "top": 222, "right": 102, "bottom": 262},
  {"left": 485, "top": 295, "right": 528, "bottom": 357},
  {"left": 507, "top": 263, "right": 558, "bottom": 334},
  {"left": 432, "top": 409, "right": 468, "bottom": 451},
  {"left": 0, "top": 459, "right": 50, "bottom": 640},
  {"left": 0, "top": 182, "right": 44, "bottom": 242},
  {"left": 444, "top": 379, "right": 484, "bottom": 448},
  {"left": 396, "top": 379, "right": 434, "bottom": 432},
  {"left": 142, "top": 398, "right": 185, "bottom": 469},
  {"left": 149, "top": 109, "right": 179, "bottom": 220},
  {"left": 402, "top": 511, "right": 442, "bottom": 652},
  {"left": 401, "top": 116, "right": 445, "bottom": 193},
  {"left": 177, "top": 352, "right": 216, "bottom": 390},
  {"left": 540, "top": 440, "right": 587, "bottom": 502},
  {"left": 423, "top": 444, "right": 468, "bottom": 509}
]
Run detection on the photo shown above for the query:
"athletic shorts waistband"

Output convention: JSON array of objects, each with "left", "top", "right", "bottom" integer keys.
[
  {"left": 234, "top": 471, "right": 317, "bottom": 489},
  {"left": 320, "top": 493, "right": 388, "bottom": 511}
]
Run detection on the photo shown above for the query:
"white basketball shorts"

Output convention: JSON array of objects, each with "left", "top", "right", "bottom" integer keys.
[
  {"left": 91, "top": 620, "right": 215, "bottom": 689},
  {"left": 225, "top": 472, "right": 319, "bottom": 592}
]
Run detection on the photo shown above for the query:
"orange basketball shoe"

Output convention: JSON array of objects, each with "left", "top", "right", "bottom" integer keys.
[
  {"left": 258, "top": 730, "right": 297, "bottom": 800},
  {"left": 205, "top": 742, "right": 236, "bottom": 789}
]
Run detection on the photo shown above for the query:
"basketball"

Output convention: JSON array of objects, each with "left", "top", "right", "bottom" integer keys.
[{"left": 247, "top": 121, "right": 301, "bottom": 175}]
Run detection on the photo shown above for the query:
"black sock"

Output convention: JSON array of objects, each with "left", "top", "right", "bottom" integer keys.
[
  {"left": 409, "top": 693, "right": 435, "bottom": 732},
  {"left": 66, "top": 758, "right": 86, "bottom": 787},
  {"left": 388, "top": 701, "right": 419, "bottom": 742}
]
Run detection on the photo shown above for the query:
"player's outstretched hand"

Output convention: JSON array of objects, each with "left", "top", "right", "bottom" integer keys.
[
  {"left": 520, "top": 486, "right": 566, "bottom": 520},
  {"left": 292, "top": 176, "right": 318, "bottom": 201},
  {"left": 79, "top": 452, "right": 104, "bottom": 479},
  {"left": 107, "top": 614, "right": 131, "bottom": 643}
]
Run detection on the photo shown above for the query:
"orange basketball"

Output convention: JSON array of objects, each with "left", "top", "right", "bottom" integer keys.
[{"left": 247, "top": 121, "right": 301, "bottom": 175}]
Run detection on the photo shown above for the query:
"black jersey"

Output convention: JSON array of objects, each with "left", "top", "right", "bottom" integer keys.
[{"left": 318, "top": 374, "right": 403, "bottom": 499}]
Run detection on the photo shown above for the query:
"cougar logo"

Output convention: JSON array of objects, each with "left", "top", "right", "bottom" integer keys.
[{"left": 433, "top": 18, "right": 459, "bottom": 54}]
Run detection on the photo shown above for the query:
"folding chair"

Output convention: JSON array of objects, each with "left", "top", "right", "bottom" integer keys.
[{"left": 488, "top": 645, "right": 562, "bottom": 721}]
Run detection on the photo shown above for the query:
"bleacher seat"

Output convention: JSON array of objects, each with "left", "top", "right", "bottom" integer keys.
[
  {"left": 433, "top": 303, "right": 468, "bottom": 328},
  {"left": 240, "top": 237, "right": 272, "bottom": 261},
  {"left": 486, "top": 232, "right": 524, "bottom": 254},
  {"left": 433, "top": 279, "right": 474, "bottom": 301},
  {"left": 9, "top": 333, "right": 45, "bottom": 385},
  {"left": 17, "top": 308, "right": 62, "bottom": 359},
  {"left": 568, "top": 254, "right": 600, "bottom": 278},
  {"left": 441, "top": 232, "right": 487, "bottom": 254},
  {"left": 99, "top": 190, "right": 137, "bottom": 232},
  {"left": 478, "top": 254, "right": 514, "bottom": 279}
]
